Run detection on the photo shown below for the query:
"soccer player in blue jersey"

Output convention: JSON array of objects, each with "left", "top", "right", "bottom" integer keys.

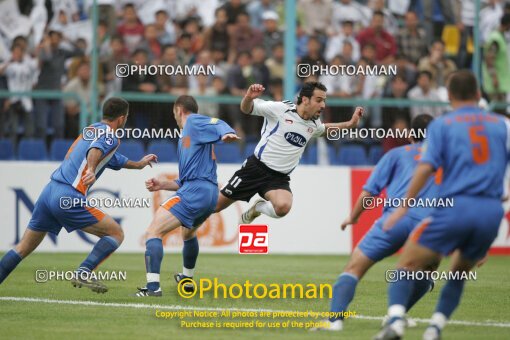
[
  {"left": 134, "top": 95, "right": 238, "bottom": 297},
  {"left": 375, "top": 70, "right": 510, "bottom": 340},
  {"left": 312, "top": 114, "right": 436, "bottom": 331},
  {"left": 0, "top": 97, "right": 157, "bottom": 293}
]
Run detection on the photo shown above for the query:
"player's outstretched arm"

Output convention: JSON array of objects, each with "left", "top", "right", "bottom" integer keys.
[
  {"left": 240, "top": 84, "right": 265, "bottom": 114},
  {"left": 123, "top": 154, "right": 158, "bottom": 169},
  {"left": 383, "top": 163, "right": 435, "bottom": 231},
  {"left": 145, "top": 177, "right": 180, "bottom": 192},
  {"left": 322, "top": 106, "right": 364, "bottom": 136},
  {"left": 341, "top": 190, "right": 374, "bottom": 230}
]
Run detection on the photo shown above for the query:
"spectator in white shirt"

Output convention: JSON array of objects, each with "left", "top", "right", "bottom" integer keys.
[
  {"left": 325, "top": 20, "right": 360, "bottom": 62},
  {"left": 0, "top": 44, "right": 38, "bottom": 142},
  {"left": 408, "top": 70, "right": 443, "bottom": 119},
  {"left": 480, "top": 0, "right": 504, "bottom": 43},
  {"left": 330, "top": 0, "right": 371, "bottom": 35}
]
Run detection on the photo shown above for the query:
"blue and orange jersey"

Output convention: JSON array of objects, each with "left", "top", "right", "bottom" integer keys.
[
  {"left": 50, "top": 122, "right": 128, "bottom": 195},
  {"left": 421, "top": 106, "right": 510, "bottom": 199},
  {"left": 363, "top": 142, "right": 440, "bottom": 219},
  {"left": 176, "top": 114, "right": 235, "bottom": 186}
]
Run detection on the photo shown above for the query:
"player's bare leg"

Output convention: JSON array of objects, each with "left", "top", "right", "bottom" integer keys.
[
  {"left": 264, "top": 189, "right": 293, "bottom": 217},
  {"left": 72, "top": 215, "right": 124, "bottom": 293},
  {"left": 375, "top": 241, "right": 442, "bottom": 340},
  {"left": 240, "top": 189, "right": 293, "bottom": 224},
  {"left": 15, "top": 229, "right": 48, "bottom": 258},
  {"left": 214, "top": 192, "right": 235, "bottom": 213},
  {"left": 342, "top": 247, "right": 376, "bottom": 279},
  {"left": 174, "top": 226, "right": 199, "bottom": 293},
  {"left": 0, "top": 229, "right": 47, "bottom": 285},
  {"left": 135, "top": 207, "right": 183, "bottom": 297},
  {"left": 423, "top": 251, "right": 476, "bottom": 340}
]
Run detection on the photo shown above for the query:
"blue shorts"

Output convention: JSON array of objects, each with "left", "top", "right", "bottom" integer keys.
[
  {"left": 28, "top": 181, "right": 106, "bottom": 235},
  {"left": 358, "top": 213, "right": 421, "bottom": 262},
  {"left": 161, "top": 180, "right": 218, "bottom": 228},
  {"left": 410, "top": 196, "right": 503, "bottom": 262}
]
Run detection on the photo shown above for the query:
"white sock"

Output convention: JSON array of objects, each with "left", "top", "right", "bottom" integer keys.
[
  {"left": 388, "top": 304, "right": 406, "bottom": 319},
  {"left": 430, "top": 312, "right": 447, "bottom": 330},
  {"left": 183, "top": 267, "right": 194, "bottom": 277},
  {"left": 388, "top": 305, "right": 406, "bottom": 335},
  {"left": 255, "top": 201, "right": 280, "bottom": 218},
  {"left": 146, "top": 273, "right": 160, "bottom": 284}
]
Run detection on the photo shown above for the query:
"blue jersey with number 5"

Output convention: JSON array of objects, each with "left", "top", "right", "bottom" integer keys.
[{"left": 421, "top": 106, "right": 510, "bottom": 198}]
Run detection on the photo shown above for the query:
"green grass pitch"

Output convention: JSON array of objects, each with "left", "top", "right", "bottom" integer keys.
[{"left": 0, "top": 252, "right": 509, "bottom": 339}]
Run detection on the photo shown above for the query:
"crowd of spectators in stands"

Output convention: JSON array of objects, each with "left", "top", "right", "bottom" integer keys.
[{"left": 0, "top": 0, "right": 509, "bottom": 151}]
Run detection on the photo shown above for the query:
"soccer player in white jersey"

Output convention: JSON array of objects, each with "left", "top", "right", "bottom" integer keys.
[{"left": 216, "top": 82, "right": 363, "bottom": 223}]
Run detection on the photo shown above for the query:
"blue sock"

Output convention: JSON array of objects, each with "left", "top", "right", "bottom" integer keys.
[
  {"left": 387, "top": 270, "right": 415, "bottom": 322},
  {"left": 145, "top": 238, "right": 163, "bottom": 291},
  {"left": 78, "top": 236, "right": 119, "bottom": 273},
  {"left": 435, "top": 279, "right": 465, "bottom": 318},
  {"left": 182, "top": 237, "right": 199, "bottom": 276},
  {"left": 329, "top": 273, "right": 359, "bottom": 322},
  {"left": 0, "top": 250, "right": 22, "bottom": 284},
  {"left": 406, "top": 279, "right": 433, "bottom": 310}
]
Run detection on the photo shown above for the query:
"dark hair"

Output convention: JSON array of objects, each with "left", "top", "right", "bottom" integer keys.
[
  {"left": 175, "top": 95, "right": 199, "bottom": 113},
  {"left": 10, "top": 43, "right": 23, "bottom": 52},
  {"left": 502, "top": 13, "right": 510, "bottom": 26},
  {"left": 162, "top": 44, "right": 176, "bottom": 53},
  {"left": 393, "top": 73, "right": 408, "bottom": 83},
  {"left": 48, "top": 30, "right": 63, "bottom": 37},
  {"left": 156, "top": 9, "right": 168, "bottom": 16},
  {"left": 111, "top": 34, "right": 124, "bottom": 44},
  {"left": 447, "top": 70, "right": 478, "bottom": 101},
  {"left": 362, "top": 42, "right": 376, "bottom": 50},
  {"left": 237, "top": 51, "right": 251, "bottom": 61},
  {"left": 131, "top": 48, "right": 148, "bottom": 57},
  {"left": 418, "top": 70, "right": 433, "bottom": 80},
  {"left": 237, "top": 11, "right": 250, "bottom": 19},
  {"left": 373, "top": 10, "right": 385, "bottom": 18},
  {"left": 180, "top": 32, "right": 192, "bottom": 40},
  {"left": 297, "top": 81, "right": 327, "bottom": 105},
  {"left": 102, "top": 97, "right": 129, "bottom": 121},
  {"left": 270, "top": 78, "right": 283, "bottom": 87},
  {"left": 13, "top": 35, "right": 27, "bottom": 44},
  {"left": 411, "top": 114, "right": 433, "bottom": 142}
]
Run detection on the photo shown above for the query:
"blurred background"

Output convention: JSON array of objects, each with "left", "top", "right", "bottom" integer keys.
[{"left": 0, "top": 0, "right": 509, "bottom": 166}]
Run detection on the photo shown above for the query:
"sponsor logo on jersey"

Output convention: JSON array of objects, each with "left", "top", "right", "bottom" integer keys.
[
  {"left": 308, "top": 127, "right": 313, "bottom": 133},
  {"left": 284, "top": 132, "right": 307, "bottom": 147}
]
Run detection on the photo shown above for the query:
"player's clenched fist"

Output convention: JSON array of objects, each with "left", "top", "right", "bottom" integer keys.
[
  {"left": 145, "top": 178, "right": 162, "bottom": 192},
  {"left": 245, "top": 84, "right": 265, "bottom": 99},
  {"left": 347, "top": 106, "right": 364, "bottom": 129}
]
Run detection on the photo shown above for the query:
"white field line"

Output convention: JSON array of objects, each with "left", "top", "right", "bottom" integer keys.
[{"left": 1, "top": 296, "right": 509, "bottom": 328}]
